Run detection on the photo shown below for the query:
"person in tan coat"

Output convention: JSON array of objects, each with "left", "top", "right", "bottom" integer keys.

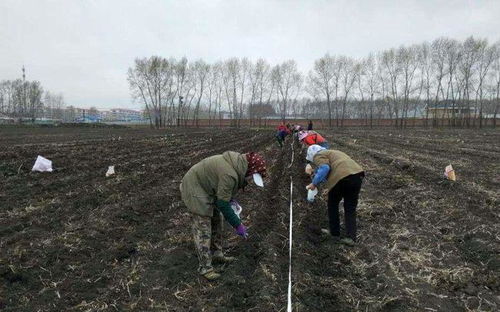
[{"left": 305, "top": 145, "right": 364, "bottom": 246}]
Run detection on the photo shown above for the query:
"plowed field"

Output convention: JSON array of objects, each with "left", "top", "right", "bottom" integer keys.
[{"left": 0, "top": 126, "right": 498, "bottom": 311}]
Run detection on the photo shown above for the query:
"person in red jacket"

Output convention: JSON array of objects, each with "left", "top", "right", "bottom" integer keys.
[
  {"left": 298, "top": 131, "right": 330, "bottom": 148},
  {"left": 276, "top": 122, "right": 291, "bottom": 147}
]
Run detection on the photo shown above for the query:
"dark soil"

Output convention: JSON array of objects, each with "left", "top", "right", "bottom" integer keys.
[{"left": 0, "top": 126, "right": 498, "bottom": 311}]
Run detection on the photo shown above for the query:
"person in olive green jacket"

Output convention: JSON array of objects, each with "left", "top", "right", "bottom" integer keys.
[
  {"left": 305, "top": 145, "right": 364, "bottom": 246},
  {"left": 180, "top": 151, "right": 266, "bottom": 280}
]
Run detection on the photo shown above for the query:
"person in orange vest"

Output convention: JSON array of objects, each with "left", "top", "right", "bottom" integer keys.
[{"left": 298, "top": 130, "right": 329, "bottom": 148}]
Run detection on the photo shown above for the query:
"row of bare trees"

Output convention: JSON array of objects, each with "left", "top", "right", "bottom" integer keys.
[
  {"left": 130, "top": 36, "right": 500, "bottom": 129},
  {"left": 308, "top": 37, "right": 500, "bottom": 128},
  {"left": 0, "top": 79, "right": 66, "bottom": 121},
  {"left": 127, "top": 56, "right": 303, "bottom": 128}
]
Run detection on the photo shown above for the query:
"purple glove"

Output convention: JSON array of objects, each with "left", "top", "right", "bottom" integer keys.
[{"left": 235, "top": 224, "right": 248, "bottom": 239}]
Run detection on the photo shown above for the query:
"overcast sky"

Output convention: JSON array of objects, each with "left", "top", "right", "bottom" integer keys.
[{"left": 1, "top": 0, "right": 499, "bottom": 110}]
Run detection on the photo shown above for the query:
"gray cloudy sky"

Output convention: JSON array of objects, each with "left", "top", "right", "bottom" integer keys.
[{"left": 1, "top": 0, "right": 499, "bottom": 109}]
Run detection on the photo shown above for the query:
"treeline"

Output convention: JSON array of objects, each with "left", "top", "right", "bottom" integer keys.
[
  {"left": 130, "top": 36, "right": 500, "bottom": 128},
  {"left": 128, "top": 57, "right": 302, "bottom": 128},
  {"left": 308, "top": 37, "right": 500, "bottom": 128},
  {"left": 0, "top": 78, "right": 66, "bottom": 120}
]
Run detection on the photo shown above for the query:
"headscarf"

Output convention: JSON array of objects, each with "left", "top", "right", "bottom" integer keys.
[
  {"left": 298, "top": 130, "right": 308, "bottom": 141},
  {"left": 306, "top": 144, "right": 326, "bottom": 162},
  {"left": 245, "top": 152, "right": 267, "bottom": 177}
]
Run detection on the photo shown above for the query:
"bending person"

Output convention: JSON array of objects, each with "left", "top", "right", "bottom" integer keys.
[
  {"left": 180, "top": 151, "right": 267, "bottom": 280},
  {"left": 305, "top": 145, "right": 364, "bottom": 246},
  {"left": 299, "top": 130, "right": 330, "bottom": 149},
  {"left": 276, "top": 122, "right": 290, "bottom": 147}
]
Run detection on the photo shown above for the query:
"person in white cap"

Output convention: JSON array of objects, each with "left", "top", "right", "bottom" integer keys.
[
  {"left": 180, "top": 151, "right": 267, "bottom": 280},
  {"left": 305, "top": 145, "right": 364, "bottom": 247}
]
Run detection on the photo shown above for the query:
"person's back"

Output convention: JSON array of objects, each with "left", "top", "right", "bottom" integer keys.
[
  {"left": 181, "top": 152, "right": 246, "bottom": 216},
  {"left": 304, "top": 132, "right": 326, "bottom": 146},
  {"left": 313, "top": 149, "right": 363, "bottom": 192}
]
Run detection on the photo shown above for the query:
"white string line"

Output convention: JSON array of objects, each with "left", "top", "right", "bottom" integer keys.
[
  {"left": 287, "top": 140, "right": 294, "bottom": 168},
  {"left": 287, "top": 176, "right": 293, "bottom": 312}
]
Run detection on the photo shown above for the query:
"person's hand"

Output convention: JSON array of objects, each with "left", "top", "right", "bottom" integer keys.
[
  {"left": 235, "top": 224, "right": 248, "bottom": 239},
  {"left": 306, "top": 183, "right": 316, "bottom": 190}
]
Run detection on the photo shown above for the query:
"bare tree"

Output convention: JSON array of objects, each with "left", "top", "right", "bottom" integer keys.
[
  {"left": 174, "top": 57, "right": 188, "bottom": 126},
  {"left": 381, "top": 49, "right": 401, "bottom": 126},
  {"left": 491, "top": 42, "right": 500, "bottom": 127},
  {"left": 443, "top": 39, "right": 461, "bottom": 126},
  {"left": 254, "top": 59, "right": 272, "bottom": 124},
  {"left": 365, "top": 53, "right": 381, "bottom": 127},
  {"left": 458, "top": 37, "right": 482, "bottom": 127},
  {"left": 272, "top": 60, "right": 302, "bottom": 121},
  {"left": 192, "top": 60, "right": 210, "bottom": 126},
  {"left": 308, "top": 54, "right": 336, "bottom": 127},
  {"left": 206, "top": 62, "right": 222, "bottom": 125},
  {"left": 44, "top": 91, "right": 65, "bottom": 119},
  {"left": 475, "top": 40, "right": 496, "bottom": 128},
  {"left": 127, "top": 56, "right": 174, "bottom": 128},
  {"left": 339, "top": 56, "right": 359, "bottom": 127},
  {"left": 398, "top": 45, "right": 419, "bottom": 128}
]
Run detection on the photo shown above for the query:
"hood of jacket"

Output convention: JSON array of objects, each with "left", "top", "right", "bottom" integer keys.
[{"left": 222, "top": 151, "right": 248, "bottom": 188}]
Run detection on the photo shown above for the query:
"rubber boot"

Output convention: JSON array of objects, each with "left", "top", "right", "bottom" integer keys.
[
  {"left": 203, "top": 271, "right": 221, "bottom": 281},
  {"left": 321, "top": 229, "right": 340, "bottom": 242},
  {"left": 213, "top": 251, "right": 236, "bottom": 264},
  {"left": 340, "top": 238, "right": 355, "bottom": 247}
]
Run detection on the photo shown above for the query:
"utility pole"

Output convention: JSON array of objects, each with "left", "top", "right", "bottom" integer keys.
[{"left": 22, "top": 66, "right": 29, "bottom": 121}]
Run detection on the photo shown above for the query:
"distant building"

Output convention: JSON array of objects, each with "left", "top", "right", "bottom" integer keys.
[
  {"left": 220, "top": 111, "right": 232, "bottom": 119},
  {"left": 425, "top": 105, "right": 477, "bottom": 119},
  {"left": 34, "top": 118, "right": 62, "bottom": 125},
  {"left": 106, "top": 108, "right": 145, "bottom": 122},
  {"left": 72, "top": 108, "right": 101, "bottom": 123},
  {"left": 68, "top": 108, "right": 146, "bottom": 123},
  {"left": 0, "top": 113, "right": 15, "bottom": 124}
]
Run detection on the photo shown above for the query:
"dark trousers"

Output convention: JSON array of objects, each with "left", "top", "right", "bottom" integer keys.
[{"left": 327, "top": 172, "right": 364, "bottom": 240}]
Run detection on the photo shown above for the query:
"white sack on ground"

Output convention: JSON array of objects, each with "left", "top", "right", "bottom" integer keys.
[
  {"left": 106, "top": 166, "right": 115, "bottom": 177},
  {"left": 32, "top": 156, "right": 53, "bottom": 172}
]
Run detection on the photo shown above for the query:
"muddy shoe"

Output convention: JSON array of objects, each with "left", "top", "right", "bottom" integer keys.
[
  {"left": 340, "top": 238, "right": 355, "bottom": 247},
  {"left": 321, "top": 229, "right": 341, "bottom": 241},
  {"left": 203, "top": 271, "right": 221, "bottom": 281},
  {"left": 213, "top": 255, "right": 236, "bottom": 264}
]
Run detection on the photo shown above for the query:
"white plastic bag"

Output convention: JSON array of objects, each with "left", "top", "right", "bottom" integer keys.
[
  {"left": 32, "top": 155, "right": 53, "bottom": 172},
  {"left": 230, "top": 200, "right": 242, "bottom": 217},
  {"left": 106, "top": 166, "right": 115, "bottom": 177},
  {"left": 307, "top": 188, "right": 318, "bottom": 202}
]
